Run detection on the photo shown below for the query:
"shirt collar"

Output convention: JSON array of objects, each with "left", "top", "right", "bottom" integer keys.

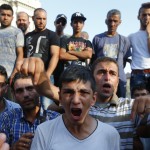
[{"left": 95, "top": 94, "right": 119, "bottom": 108}]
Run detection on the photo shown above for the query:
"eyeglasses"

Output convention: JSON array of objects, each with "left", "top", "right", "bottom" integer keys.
[{"left": 56, "top": 20, "right": 66, "bottom": 26}]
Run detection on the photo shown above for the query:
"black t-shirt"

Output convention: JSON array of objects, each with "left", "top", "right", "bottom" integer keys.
[
  {"left": 24, "top": 29, "right": 60, "bottom": 70},
  {"left": 61, "top": 36, "right": 92, "bottom": 67}
]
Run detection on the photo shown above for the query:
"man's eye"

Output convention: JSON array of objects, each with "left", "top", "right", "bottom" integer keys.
[
  {"left": 16, "top": 89, "right": 23, "bottom": 93},
  {"left": 27, "top": 86, "right": 34, "bottom": 91}
]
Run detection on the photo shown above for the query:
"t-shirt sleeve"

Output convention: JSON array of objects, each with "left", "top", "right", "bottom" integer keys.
[
  {"left": 49, "top": 32, "right": 60, "bottom": 47},
  {"left": 16, "top": 30, "right": 24, "bottom": 47},
  {"left": 86, "top": 40, "right": 93, "bottom": 48},
  {"left": 60, "top": 36, "right": 68, "bottom": 49}
]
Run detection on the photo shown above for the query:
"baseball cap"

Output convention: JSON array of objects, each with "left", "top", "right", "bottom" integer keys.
[
  {"left": 71, "top": 12, "right": 86, "bottom": 22},
  {"left": 55, "top": 14, "right": 67, "bottom": 23}
]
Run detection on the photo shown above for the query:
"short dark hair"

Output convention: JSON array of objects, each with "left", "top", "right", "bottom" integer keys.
[
  {"left": 0, "top": 65, "right": 8, "bottom": 82},
  {"left": 58, "top": 65, "right": 96, "bottom": 92},
  {"left": 0, "top": 4, "right": 13, "bottom": 15},
  {"left": 132, "top": 83, "right": 149, "bottom": 96},
  {"left": 11, "top": 72, "right": 32, "bottom": 90},
  {"left": 107, "top": 9, "right": 121, "bottom": 19},
  {"left": 91, "top": 57, "right": 119, "bottom": 75},
  {"left": 138, "top": 2, "right": 150, "bottom": 17}
]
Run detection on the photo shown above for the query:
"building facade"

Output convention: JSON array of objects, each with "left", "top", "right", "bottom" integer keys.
[{"left": 0, "top": 0, "right": 41, "bottom": 31}]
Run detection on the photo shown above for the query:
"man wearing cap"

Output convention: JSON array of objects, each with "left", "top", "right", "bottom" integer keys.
[
  {"left": 53, "top": 14, "right": 69, "bottom": 87},
  {"left": 54, "top": 14, "right": 68, "bottom": 38},
  {"left": 60, "top": 12, "right": 93, "bottom": 69}
]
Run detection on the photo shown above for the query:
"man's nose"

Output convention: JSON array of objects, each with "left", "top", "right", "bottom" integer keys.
[
  {"left": 23, "top": 89, "right": 29, "bottom": 98},
  {"left": 104, "top": 72, "right": 110, "bottom": 81},
  {"left": 72, "top": 93, "right": 80, "bottom": 104}
]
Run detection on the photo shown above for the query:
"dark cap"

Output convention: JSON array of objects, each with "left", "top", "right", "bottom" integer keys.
[
  {"left": 55, "top": 14, "right": 67, "bottom": 22},
  {"left": 71, "top": 12, "right": 86, "bottom": 22}
]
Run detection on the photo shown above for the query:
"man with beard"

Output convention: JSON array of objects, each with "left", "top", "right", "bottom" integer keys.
[
  {"left": 13, "top": 57, "right": 150, "bottom": 150},
  {"left": 16, "top": 11, "right": 30, "bottom": 35},
  {"left": 31, "top": 65, "right": 120, "bottom": 150},
  {"left": 0, "top": 72, "right": 59, "bottom": 150},
  {"left": 89, "top": 57, "right": 150, "bottom": 150},
  {"left": 92, "top": 9, "right": 131, "bottom": 98},
  {"left": 24, "top": 8, "right": 60, "bottom": 109}
]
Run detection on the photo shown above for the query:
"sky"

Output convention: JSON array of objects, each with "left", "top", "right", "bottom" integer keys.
[{"left": 40, "top": 0, "right": 148, "bottom": 73}]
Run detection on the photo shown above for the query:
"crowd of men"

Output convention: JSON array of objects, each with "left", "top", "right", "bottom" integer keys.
[{"left": 0, "top": 2, "right": 150, "bottom": 150}]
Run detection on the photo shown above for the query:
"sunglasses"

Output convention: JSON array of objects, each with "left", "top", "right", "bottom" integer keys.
[{"left": 56, "top": 20, "right": 66, "bottom": 26}]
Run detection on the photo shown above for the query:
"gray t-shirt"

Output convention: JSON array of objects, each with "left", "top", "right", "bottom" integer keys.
[
  {"left": 31, "top": 115, "right": 120, "bottom": 150},
  {"left": 0, "top": 26, "right": 24, "bottom": 76}
]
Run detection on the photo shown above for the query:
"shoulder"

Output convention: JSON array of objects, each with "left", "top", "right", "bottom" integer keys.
[
  {"left": 25, "top": 31, "right": 35, "bottom": 37},
  {"left": 0, "top": 108, "right": 22, "bottom": 119},
  {"left": 45, "top": 110, "right": 60, "bottom": 120},
  {"left": 5, "top": 99, "right": 21, "bottom": 109},
  {"left": 118, "top": 97, "right": 134, "bottom": 108},
  {"left": 97, "top": 120, "right": 119, "bottom": 136},
  {"left": 92, "top": 32, "right": 107, "bottom": 44},
  {"left": 46, "top": 29, "right": 57, "bottom": 36},
  {"left": 37, "top": 115, "right": 61, "bottom": 132}
]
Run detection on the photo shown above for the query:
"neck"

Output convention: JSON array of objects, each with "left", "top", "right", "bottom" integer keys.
[
  {"left": 35, "top": 28, "right": 46, "bottom": 32},
  {"left": 97, "top": 94, "right": 112, "bottom": 103},
  {"left": 106, "top": 31, "right": 117, "bottom": 37},
  {"left": 63, "top": 114, "right": 97, "bottom": 140},
  {"left": 23, "top": 106, "right": 40, "bottom": 123},
  {"left": 0, "top": 25, "right": 10, "bottom": 29},
  {"left": 72, "top": 32, "right": 81, "bottom": 37},
  {"left": 56, "top": 30, "right": 64, "bottom": 37}
]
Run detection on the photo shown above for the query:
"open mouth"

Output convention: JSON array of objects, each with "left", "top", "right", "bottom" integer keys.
[
  {"left": 103, "top": 83, "right": 111, "bottom": 88},
  {"left": 71, "top": 108, "right": 82, "bottom": 117}
]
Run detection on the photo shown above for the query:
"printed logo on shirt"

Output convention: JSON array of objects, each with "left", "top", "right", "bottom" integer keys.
[{"left": 103, "top": 44, "right": 118, "bottom": 59}]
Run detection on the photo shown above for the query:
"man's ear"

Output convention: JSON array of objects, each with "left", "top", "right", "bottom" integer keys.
[
  {"left": 91, "top": 92, "right": 97, "bottom": 106},
  {"left": 32, "top": 16, "right": 34, "bottom": 21}
]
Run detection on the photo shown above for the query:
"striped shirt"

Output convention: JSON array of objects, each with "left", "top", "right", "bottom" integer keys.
[
  {"left": 0, "top": 107, "right": 59, "bottom": 146},
  {"left": 89, "top": 94, "right": 137, "bottom": 150}
]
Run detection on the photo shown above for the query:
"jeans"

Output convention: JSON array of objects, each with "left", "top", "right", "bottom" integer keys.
[{"left": 117, "top": 79, "right": 126, "bottom": 98}]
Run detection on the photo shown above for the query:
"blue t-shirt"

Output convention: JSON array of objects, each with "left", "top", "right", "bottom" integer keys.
[{"left": 92, "top": 32, "right": 131, "bottom": 82}]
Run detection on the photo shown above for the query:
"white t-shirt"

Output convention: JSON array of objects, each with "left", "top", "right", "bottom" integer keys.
[
  {"left": 128, "top": 30, "right": 150, "bottom": 69},
  {"left": 31, "top": 115, "right": 120, "bottom": 150}
]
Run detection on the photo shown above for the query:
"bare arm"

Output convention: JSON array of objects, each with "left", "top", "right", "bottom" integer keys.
[
  {"left": 68, "top": 47, "right": 93, "bottom": 59},
  {"left": 46, "top": 45, "right": 60, "bottom": 78},
  {"left": 59, "top": 48, "right": 79, "bottom": 61},
  {"left": 10, "top": 47, "right": 24, "bottom": 84}
]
